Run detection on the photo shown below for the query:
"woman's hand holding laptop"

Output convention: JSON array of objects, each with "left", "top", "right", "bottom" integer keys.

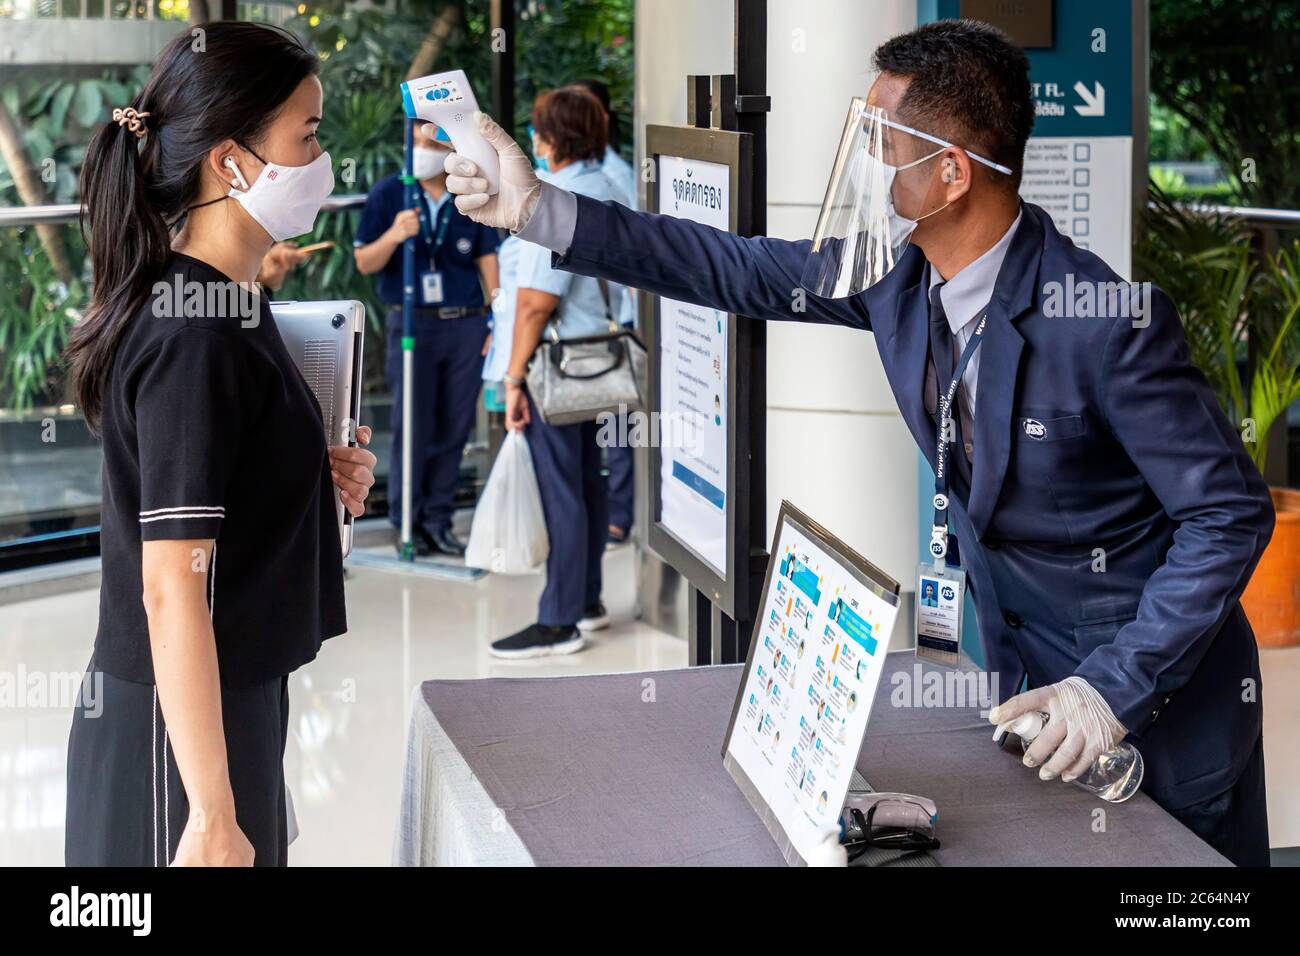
[{"left": 329, "top": 424, "right": 378, "bottom": 517}]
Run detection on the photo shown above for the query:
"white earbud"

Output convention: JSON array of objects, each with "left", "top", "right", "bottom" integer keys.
[{"left": 224, "top": 155, "right": 250, "bottom": 191}]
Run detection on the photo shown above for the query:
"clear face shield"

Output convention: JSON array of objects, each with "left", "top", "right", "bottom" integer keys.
[{"left": 800, "top": 101, "right": 1014, "bottom": 298}]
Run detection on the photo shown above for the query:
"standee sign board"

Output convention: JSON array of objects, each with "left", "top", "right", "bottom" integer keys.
[{"left": 642, "top": 124, "right": 754, "bottom": 620}]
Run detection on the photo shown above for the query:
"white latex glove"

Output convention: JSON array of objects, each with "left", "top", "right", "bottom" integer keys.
[
  {"left": 438, "top": 112, "right": 542, "bottom": 232},
  {"left": 988, "top": 676, "right": 1128, "bottom": 784}
]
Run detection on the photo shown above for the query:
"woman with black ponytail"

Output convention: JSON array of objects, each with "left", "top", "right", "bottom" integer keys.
[{"left": 64, "top": 22, "right": 376, "bottom": 866}]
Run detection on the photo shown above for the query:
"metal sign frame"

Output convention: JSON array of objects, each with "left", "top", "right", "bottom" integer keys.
[{"left": 641, "top": 123, "right": 754, "bottom": 622}]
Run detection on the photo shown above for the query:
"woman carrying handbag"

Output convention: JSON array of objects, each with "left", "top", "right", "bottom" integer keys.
[{"left": 488, "top": 86, "right": 640, "bottom": 659}]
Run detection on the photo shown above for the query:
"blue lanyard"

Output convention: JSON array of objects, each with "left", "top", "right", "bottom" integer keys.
[
  {"left": 417, "top": 194, "right": 454, "bottom": 268},
  {"left": 928, "top": 313, "right": 986, "bottom": 566}
]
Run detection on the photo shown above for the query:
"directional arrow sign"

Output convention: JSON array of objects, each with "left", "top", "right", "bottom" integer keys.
[{"left": 1073, "top": 81, "right": 1105, "bottom": 117}]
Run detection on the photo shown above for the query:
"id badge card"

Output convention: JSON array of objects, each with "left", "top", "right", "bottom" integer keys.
[
  {"left": 421, "top": 271, "right": 445, "bottom": 305},
  {"left": 915, "top": 563, "right": 965, "bottom": 668}
]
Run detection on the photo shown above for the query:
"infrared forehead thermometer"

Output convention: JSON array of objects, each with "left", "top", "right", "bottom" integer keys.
[{"left": 401, "top": 69, "right": 500, "bottom": 195}]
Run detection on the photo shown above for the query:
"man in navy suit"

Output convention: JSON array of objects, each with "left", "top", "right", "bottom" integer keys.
[{"left": 444, "top": 20, "right": 1275, "bottom": 865}]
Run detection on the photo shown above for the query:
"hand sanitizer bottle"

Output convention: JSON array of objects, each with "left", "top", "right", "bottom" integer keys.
[{"left": 1010, "top": 712, "right": 1144, "bottom": 803}]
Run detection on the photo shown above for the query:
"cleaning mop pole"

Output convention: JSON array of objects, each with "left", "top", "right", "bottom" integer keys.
[{"left": 399, "top": 117, "right": 417, "bottom": 562}]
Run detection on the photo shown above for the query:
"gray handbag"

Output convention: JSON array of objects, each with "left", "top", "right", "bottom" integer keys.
[{"left": 526, "top": 278, "right": 647, "bottom": 426}]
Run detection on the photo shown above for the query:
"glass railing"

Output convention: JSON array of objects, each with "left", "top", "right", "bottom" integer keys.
[
  {"left": 0, "top": 0, "right": 635, "bottom": 570},
  {"left": 0, "top": 1, "right": 294, "bottom": 23},
  {"left": 0, "top": 198, "right": 424, "bottom": 568}
]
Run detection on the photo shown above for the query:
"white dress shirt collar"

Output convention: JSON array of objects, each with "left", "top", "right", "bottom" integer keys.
[{"left": 927, "top": 208, "right": 1023, "bottom": 334}]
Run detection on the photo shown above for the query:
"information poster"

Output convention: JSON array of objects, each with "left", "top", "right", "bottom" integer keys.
[
  {"left": 723, "top": 509, "right": 901, "bottom": 865},
  {"left": 927, "top": 2, "right": 1137, "bottom": 278},
  {"left": 1021, "top": 135, "right": 1133, "bottom": 279},
  {"left": 1016, "top": 3, "right": 1135, "bottom": 279},
  {"left": 657, "top": 154, "right": 730, "bottom": 574}
]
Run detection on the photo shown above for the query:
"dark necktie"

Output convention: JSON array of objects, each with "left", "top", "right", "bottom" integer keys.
[{"left": 929, "top": 283, "right": 954, "bottom": 390}]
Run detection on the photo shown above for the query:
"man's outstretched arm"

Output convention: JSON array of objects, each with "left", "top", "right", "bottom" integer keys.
[{"left": 443, "top": 112, "right": 868, "bottom": 330}]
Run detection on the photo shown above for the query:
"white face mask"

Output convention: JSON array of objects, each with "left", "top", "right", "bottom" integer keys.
[
  {"left": 227, "top": 150, "right": 335, "bottom": 242},
  {"left": 882, "top": 148, "right": 948, "bottom": 241},
  {"left": 412, "top": 146, "right": 447, "bottom": 181}
]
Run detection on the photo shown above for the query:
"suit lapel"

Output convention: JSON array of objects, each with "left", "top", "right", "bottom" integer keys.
[
  {"left": 966, "top": 308, "right": 1024, "bottom": 538},
  {"left": 890, "top": 267, "right": 938, "bottom": 469},
  {"left": 966, "top": 205, "right": 1046, "bottom": 540}
]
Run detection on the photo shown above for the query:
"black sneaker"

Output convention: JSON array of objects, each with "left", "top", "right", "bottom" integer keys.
[
  {"left": 577, "top": 602, "right": 610, "bottom": 632},
  {"left": 490, "top": 623, "right": 585, "bottom": 660}
]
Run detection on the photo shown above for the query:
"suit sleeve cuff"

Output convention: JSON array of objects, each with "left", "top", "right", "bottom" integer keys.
[
  {"left": 1073, "top": 656, "right": 1159, "bottom": 738},
  {"left": 513, "top": 181, "right": 577, "bottom": 254}
]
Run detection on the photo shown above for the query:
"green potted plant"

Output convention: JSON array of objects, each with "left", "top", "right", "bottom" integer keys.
[{"left": 1136, "top": 186, "right": 1300, "bottom": 647}]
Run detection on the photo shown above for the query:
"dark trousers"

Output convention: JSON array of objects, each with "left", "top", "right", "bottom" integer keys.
[
  {"left": 1166, "top": 734, "right": 1270, "bottom": 867},
  {"left": 607, "top": 321, "right": 637, "bottom": 532},
  {"left": 525, "top": 393, "right": 607, "bottom": 627},
  {"left": 386, "top": 311, "right": 487, "bottom": 535},
  {"left": 607, "top": 443, "right": 635, "bottom": 532},
  {"left": 65, "top": 657, "right": 291, "bottom": 866}
]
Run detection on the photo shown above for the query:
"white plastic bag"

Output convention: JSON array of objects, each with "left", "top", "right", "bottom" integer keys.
[{"left": 464, "top": 431, "right": 549, "bottom": 574}]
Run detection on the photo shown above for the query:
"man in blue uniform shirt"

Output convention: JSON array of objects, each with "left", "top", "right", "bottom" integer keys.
[
  {"left": 355, "top": 123, "right": 501, "bottom": 556},
  {"left": 445, "top": 20, "right": 1277, "bottom": 866}
]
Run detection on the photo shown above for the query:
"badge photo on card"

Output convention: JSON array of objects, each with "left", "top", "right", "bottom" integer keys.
[
  {"left": 421, "top": 270, "right": 445, "bottom": 305},
  {"left": 915, "top": 563, "right": 965, "bottom": 668}
]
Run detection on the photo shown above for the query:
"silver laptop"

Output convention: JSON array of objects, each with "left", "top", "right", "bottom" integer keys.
[{"left": 271, "top": 299, "right": 367, "bottom": 557}]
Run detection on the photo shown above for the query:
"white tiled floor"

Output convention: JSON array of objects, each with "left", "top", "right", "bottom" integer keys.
[
  {"left": 2, "top": 544, "right": 1298, "bottom": 865},
  {"left": 0, "top": 544, "right": 686, "bottom": 866}
]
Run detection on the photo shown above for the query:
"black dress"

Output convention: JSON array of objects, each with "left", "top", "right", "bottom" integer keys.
[{"left": 65, "top": 254, "right": 346, "bottom": 866}]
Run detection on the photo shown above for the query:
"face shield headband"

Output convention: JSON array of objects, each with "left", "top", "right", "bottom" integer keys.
[{"left": 799, "top": 101, "right": 1013, "bottom": 299}]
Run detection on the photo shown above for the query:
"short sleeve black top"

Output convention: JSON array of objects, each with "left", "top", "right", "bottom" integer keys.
[{"left": 94, "top": 253, "right": 347, "bottom": 686}]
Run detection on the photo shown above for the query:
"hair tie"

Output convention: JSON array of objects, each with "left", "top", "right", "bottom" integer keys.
[{"left": 112, "top": 107, "right": 151, "bottom": 140}]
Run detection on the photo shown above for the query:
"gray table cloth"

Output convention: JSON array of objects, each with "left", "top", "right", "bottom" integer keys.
[{"left": 395, "top": 652, "right": 1229, "bottom": 866}]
